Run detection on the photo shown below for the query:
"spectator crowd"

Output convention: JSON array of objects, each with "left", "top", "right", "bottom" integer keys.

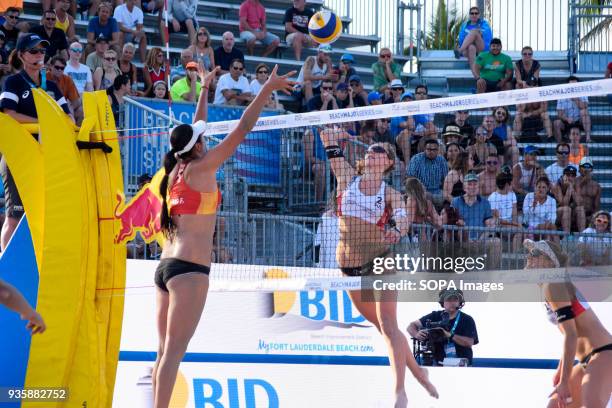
[{"left": 0, "top": 1, "right": 611, "bottom": 265}]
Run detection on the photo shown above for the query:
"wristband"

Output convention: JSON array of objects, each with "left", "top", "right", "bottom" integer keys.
[
  {"left": 325, "top": 145, "right": 343, "bottom": 159},
  {"left": 449, "top": 333, "right": 455, "bottom": 341}
]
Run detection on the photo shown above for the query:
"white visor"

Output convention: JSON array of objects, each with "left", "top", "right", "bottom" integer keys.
[
  {"left": 174, "top": 120, "right": 207, "bottom": 157},
  {"left": 523, "top": 239, "right": 561, "bottom": 268}
]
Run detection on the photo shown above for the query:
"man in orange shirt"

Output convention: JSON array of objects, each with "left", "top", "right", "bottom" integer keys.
[{"left": 46, "top": 55, "right": 83, "bottom": 124}]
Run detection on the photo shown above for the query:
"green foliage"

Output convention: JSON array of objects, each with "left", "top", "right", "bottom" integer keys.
[{"left": 425, "top": 0, "right": 468, "bottom": 50}]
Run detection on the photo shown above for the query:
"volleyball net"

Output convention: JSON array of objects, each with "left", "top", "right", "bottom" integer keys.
[{"left": 118, "top": 78, "right": 612, "bottom": 296}]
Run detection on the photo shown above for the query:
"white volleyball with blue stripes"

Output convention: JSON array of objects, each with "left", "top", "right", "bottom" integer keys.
[{"left": 308, "top": 10, "right": 342, "bottom": 44}]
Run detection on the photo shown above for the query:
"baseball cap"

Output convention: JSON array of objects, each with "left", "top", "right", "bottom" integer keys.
[
  {"left": 16, "top": 33, "right": 50, "bottom": 52},
  {"left": 579, "top": 157, "right": 593, "bottom": 168},
  {"left": 186, "top": 61, "right": 198, "bottom": 69},
  {"left": 401, "top": 91, "right": 414, "bottom": 100},
  {"left": 318, "top": 44, "right": 332, "bottom": 54},
  {"left": 464, "top": 172, "right": 479, "bottom": 183},
  {"left": 524, "top": 145, "right": 539, "bottom": 155},
  {"left": 367, "top": 91, "right": 382, "bottom": 104},
  {"left": 336, "top": 82, "right": 348, "bottom": 91},
  {"left": 95, "top": 34, "right": 109, "bottom": 43},
  {"left": 389, "top": 79, "right": 404, "bottom": 89},
  {"left": 348, "top": 74, "right": 361, "bottom": 83},
  {"left": 563, "top": 166, "right": 577, "bottom": 176},
  {"left": 442, "top": 124, "right": 462, "bottom": 138},
  {"left": 340, "top": 53, "right": 354, "bottom": 63}
]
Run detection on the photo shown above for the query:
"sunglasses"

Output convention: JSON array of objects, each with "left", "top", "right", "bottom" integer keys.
[
  {"left": 495, "top": 111, "right": 506, "bottom": 115},
  {"left": 349, "top": 82, "right": 359, "bottom": 86},
  {"left": 6, "top": 15, "right": 18, "bottom": 19},
  {"left": 45, "top": 17, "right": 56, "bottom": 21},
  {"left": 104, "top": 57, "right": 116, "bottom": 61},
  {"left": 198, "top": 32, "right": 207, "bottom": 36},
  {"left": 527, "top": 248, "right": 544, "bottom": 257},
  {"left": 26, "top": 48, "right": 46, "bottom": 55},
  {"left": 470, "top": 12, "right": 480, "bottom": 15},
  {"left": 368, "top": 145, "right": 387, "bottom": 154},
  {"left": 522, "top": 52, "right": 533, "bottom": 56},
  {"left": 380, "top": 54, "right": 391, "bottom": 58},
  {"left": 257, "top": 70, "right": 268, "bottom": 74},
  {"left": 53, "top": 65, "right": 65, "bottom": 70},
  {"left": 70, "top": 48, "right": 82, "bottom": 53},
  {"left": 557, "top": 151, "right": 570, "bottom": 155},
  {"left": 581, "top": 165, "right": 593, "bottom": 170},
  {"left": 392, "top": 87, "right": 404, "bottom": 91},
  {"left": 232, "top": 66, "right": 244, "bottom": 70},
  {"left": 486, "top": 161, "right": 498, "bottom": 165},
  {"left": 321, "top": 86, "right": 333, "bottom": 91}
]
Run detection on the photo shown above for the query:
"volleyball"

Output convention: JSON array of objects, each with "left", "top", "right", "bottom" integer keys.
[{"left": 308, "top": 10, "right": 342, "bottom": 44}]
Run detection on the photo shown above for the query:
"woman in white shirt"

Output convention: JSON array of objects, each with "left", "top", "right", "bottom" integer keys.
[
  {"left": 578, "top": 210, "right": 612, "bottom": 266},
  {"left": 522, "top": 176, "right": 559, "bottom": 242},
  {"left": 249, "top": 63, "right": 282, "bottom": 110}
]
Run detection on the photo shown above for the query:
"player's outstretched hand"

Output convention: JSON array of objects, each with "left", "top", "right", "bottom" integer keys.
[{"left": 264, "top": 65, "right": 297, "bottom": 95}]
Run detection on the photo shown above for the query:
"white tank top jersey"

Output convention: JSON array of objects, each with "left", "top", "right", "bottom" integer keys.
[{"left": 337, "top": 177, "right": 391, "bottom": 227}]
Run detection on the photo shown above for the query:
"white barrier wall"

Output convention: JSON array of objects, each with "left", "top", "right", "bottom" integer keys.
[{"left": 114, "top": 260, "right": 612, "bottom": 407}]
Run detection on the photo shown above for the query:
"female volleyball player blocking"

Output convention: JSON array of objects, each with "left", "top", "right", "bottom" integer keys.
[
  {"left": 319, "top": 128, "right": 439, "bottom": 407},
  {"left": 523, "top": 239, "right": 612, "bottom": 408},
  {"left": 153, "top": 64, "right": 295, "bottom": 408}
]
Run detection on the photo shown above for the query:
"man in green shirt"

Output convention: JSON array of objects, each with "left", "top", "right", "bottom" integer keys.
[
  {"left": 371, "top": 47, "right": 402, "bottom": 98},
  {"left": 170, "top": 61, "right": 202, "bottom": 102},
  {"left": 474, "top": 38, "right": 513, "bottom": 94}
]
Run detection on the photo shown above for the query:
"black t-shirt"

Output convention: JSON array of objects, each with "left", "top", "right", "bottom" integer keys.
[
  {"left": 419, "top": 310, "right": 478, "bottom": 365},
  {"left": 306, "top": 95, "right": 337, "bottom": 112},
  {"left": 30, "top": 25, "right": 68, "bottom": 62},
  {"left": 213, "top": 46, "right": 245, "bottom": 72},
  {"left": 0, "top": 24, "right": 19, "bottom": 52},
  {"left": 0, "top": 71, "right": 71, "bottom": 121},
  {"left": 283, "top": 6, "right": 315, "bottom": 37}
]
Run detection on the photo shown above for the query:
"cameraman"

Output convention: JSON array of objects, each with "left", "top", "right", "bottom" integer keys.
[{"left": 407, "top": 289, "right": 479, "bottom": 365}]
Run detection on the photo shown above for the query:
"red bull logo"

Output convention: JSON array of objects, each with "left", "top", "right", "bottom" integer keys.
[{"left": 114, "top": 187, "right": 163, "bottom": 244}]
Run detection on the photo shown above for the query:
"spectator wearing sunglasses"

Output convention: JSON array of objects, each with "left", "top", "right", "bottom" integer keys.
[
  {"left": 1, "top": 7, "right": 28, "bottom": 53},
  {"left": 578, "top": 211, "right": 612, "bottom": 266},
  {"left": 0, "top": 34, "right": 72, "bottom": 248},
  {"left": 545, "top": 143, "right": 575, "bottom": 184},
  {"left": 46, "top": 55, "right": 82, "bottom": 123},
  {"left": 213, "top": 58, "right": 252, "bottom": 106},
  {"left": 479, "top": 154, "right": 500, "bottom": 198},
  {"left": 551, "top": 165, "right": 585, "bottom": 234},
  {"left": 249, "top": 63, "right": 281, "bottom": 110},
  {"left": 30, "top": 9, "right": 68, "bottom": 62},
  {"left": 64, "top": 42, "right": 93, "bottom": 95},
  {"left": 306, "top": 78, "right": 337, "bottom": 112},
  {"left": 371, "top": 47, "right": 401, "bottom": 97},
  {"left": 93, "top": 49, "right": 120, "bottom": 90},
  {"left": 454, "top": 6, "right": 492, "bottom": 77},
  {"left": 576, "top": 157, "right": 601, "bottom": 223},
  {"left": 514, "top": 46, "right": 541, "bottom": 89}
]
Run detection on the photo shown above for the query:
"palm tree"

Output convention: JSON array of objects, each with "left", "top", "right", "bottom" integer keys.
[
  {"left": 425, "top": 0, "right": 468, "bottom": 50},
  {"left": 576, "top": 0, "right": 612, "bottom": 48}
]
